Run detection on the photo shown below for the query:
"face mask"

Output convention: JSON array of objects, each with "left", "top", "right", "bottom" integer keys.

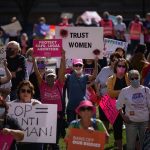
[
  {"left": 116, "top": 67, "right": 125, "bottom": 75},
  {"left": 6, "top": 48, "right": 15, "bottom": 57},
  {"left": 130, "top": 79, "right": 140, "bottom": 88},
  {"left": 74, "top": 69, "right": 83, "bottom": 75},
  {"left": 0, "top": 107, "right": 5, "bottom": 117}
]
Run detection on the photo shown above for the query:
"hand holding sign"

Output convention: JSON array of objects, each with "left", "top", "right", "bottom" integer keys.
[{"left": 2, "top": 128, "right": 12, "bottom": 135}]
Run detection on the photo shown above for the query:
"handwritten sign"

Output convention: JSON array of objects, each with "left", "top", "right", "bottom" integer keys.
[
  {"left": 1, "top": 21, "right": 22, "bottom": 35},
  {"left": 67, "top": 128, "right": 106, "bottom": 150},
  {"left": 55, "top": 26, "right": 104, "bottom": 59},
  {"left": 33, "top": 39, "right": 62, "bottom": 57},
  {"left": 0, "top": 134, "right": 14, "bottom": 150},
  {"left": 8, "top": 103, "right": 57, "bottom": 143},
  {"left": 104, "top": 38, "right": 128, "bottom": 58},
  {"left": 99, "top": 94, "right": 119, "bottom": 125}
]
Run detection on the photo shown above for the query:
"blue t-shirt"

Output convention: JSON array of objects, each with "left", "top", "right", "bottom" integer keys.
[{"left": 66, "top": 72, "right": 88, "bottom": 110}]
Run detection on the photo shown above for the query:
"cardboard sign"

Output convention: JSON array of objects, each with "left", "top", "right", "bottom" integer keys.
[
  {"left": 0, "top": 134, "right": 14, "bottom": 150},
  {"left": 55, "top": 26, "right": 104, "bottom": 59},
  {"left": 99, "top": 94, "right": 119, "bottom": 125},
  {"left": 0, "top": 46, "right": 6, "bottom": 67},
  {"left": 104, "top": 38, "right": 128, "bottom": 58},
  {"left": 1, "top": 21, "right": 22, "bottom": 35},
  {"left": 8, "top": 103, "right": 57, "bottom": 143},
  {"left": 33, "top": 39, "right": 62, "bottom": 57},
  {"left": 67, "top": 128, "right": 106, "bottom": 150}
]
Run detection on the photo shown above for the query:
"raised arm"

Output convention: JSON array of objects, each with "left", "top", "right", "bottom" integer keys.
[
  {"left": 88, "top": 58, "right": 98, "bottom": 81},
  {"left": 58, "top": 50, "right": 66, "bottom": 83},
  {"left": 32, "top": 55, "right": 43, "bottom": 85}
]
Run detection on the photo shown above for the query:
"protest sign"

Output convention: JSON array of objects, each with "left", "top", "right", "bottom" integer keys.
[
  {"left": 33, "top": 39, "right": 62, "bottom": 57},
  {"left": 0, "top": 134, "right": 14, "bottom": 150},
  {"left": 104, "top": 38, "right": 128, "bottom": 58},
  {"left": 55, "top": 26, "right": 104, "bottom": 59},
  {"left": 0, "top": 46, "right": 6, "bottom": 67},
  {"left": 99, "top": 94, "right": 119, "bottom": 125},
  {"left": 1, "top": 21, "right": 22, "bottom": 35},
  {"left": 8, "top": 103, "right": 57, "bottom": 143},
  {"left": 67, "top": 128, "right": 106, "bottom": 150}
]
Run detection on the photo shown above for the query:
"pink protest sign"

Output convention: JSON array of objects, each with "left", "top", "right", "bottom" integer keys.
[
  {"left": 99, "top": 94, "right": 119, "bottom": 125},
  {"left": 33, "top": 39, "right": 62, "bottom": 57},
  {"left": 0, "top": 133, "right": 14, "bottom": 150}
]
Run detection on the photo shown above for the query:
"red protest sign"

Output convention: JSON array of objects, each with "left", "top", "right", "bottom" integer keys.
[
  {"left": 99, "top": 94, "right": 119, "bottom": 125},
  {"left": 0, "top": 133, "right": 14, "bottom": 150},
  {"left": 33, "top": 39, "right": 62, "bottom": 57},
  {"left": 67, "top": 128, "right": 106, "bottom": 150}
]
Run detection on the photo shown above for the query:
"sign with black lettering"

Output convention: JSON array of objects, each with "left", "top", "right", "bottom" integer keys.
[
  {"left": 55, "top": 27, "right": 104, "bottom": 59},
  {"left": 8, "top": 103, "right": 57, "bottom": 143}
]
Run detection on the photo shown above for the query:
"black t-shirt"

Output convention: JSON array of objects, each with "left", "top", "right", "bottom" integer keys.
[
  {"left": 7, "top": 54, "right": 26, "bottom": 90},
  {"left": 114, "top": 77, "right": 127, "bottom": 98},
  {"left": 3, "top": 116, "right": 22, "bottom": 150}
]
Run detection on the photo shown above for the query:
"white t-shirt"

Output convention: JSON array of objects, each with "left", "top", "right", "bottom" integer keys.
[
  {"left": 117, "top": 85, "right": 150, "bottom": 122},
  {"left": 0, "top": 68, "right": 12, "bottom": 101},
  {"left": 95, "top": 66, "right": 114, "bottom": 95},
  {"left": 25, "top": 60, "right": 34, "bottom": 80},
  {"left": 114, "top": 22, "right": 126, "bottom": 32}
]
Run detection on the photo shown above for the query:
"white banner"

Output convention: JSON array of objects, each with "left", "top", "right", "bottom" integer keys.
[
  {"left": 8, "top": 103, "right": 57, "bottom": 143},
  {"left": 104, "top": 38, "right": 128, "bottom": 58},
  {"left": 55, "top": 26, "right": 104, "bottom": 59}
]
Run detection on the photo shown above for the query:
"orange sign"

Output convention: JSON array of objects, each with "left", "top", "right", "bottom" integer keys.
[{"left": 67, "top": 128, "right": 106, "bottom": 150}]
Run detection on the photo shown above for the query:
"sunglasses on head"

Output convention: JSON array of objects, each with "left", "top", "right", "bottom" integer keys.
[
  {"left": 79, "top": 106, "right": 93, "bottom": 112},
  {"left": 20, "top": 89, "right": 31, "bottom": 94},
  {"left": 130, "top": 77, "right": 139, "bottom": 80},
  {"left": 117, "top": 65, "right": 126, "bottom": 68},
  {"left": 73, "top": 64, "right": 83, "bottom": 67}
]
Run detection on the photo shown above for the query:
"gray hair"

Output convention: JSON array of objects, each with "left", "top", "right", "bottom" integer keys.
[
  {"left": 7, "top": 41, "right": 21, "bottom": 52},
  {"left": 128, "top": 70, "right": 140, "bottom": 80}
]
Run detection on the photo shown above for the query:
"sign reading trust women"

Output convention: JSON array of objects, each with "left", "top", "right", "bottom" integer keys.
[
  {"left": 55, "top": 27, "right": 104, "bottom": 59},
  {"left": 8, "top": 103, "right": 57, "bottom": 143},
  {"left": 33, "top": 39, "right": 62, "bottom": 57}
]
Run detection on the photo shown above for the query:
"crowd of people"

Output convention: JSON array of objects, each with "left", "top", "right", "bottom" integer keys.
[{"left": 0, "top": 11, "right": 150, "bottom": 150}]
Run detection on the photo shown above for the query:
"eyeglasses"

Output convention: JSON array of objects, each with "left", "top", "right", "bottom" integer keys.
[
  {"left": 20, "top": 89, "right": 31, "bottom": 94},
  {"left": 117, "top": 65, "right": 126, "bottom": 68},
  {"left": 79, "top": 106, "right": 93, "bottom": 112},
  {"left": 130, "top": 77, "right": 139, "bottom": 80},
  {"left": 73, "top": 64, "right": 83, "bottom": 67}
]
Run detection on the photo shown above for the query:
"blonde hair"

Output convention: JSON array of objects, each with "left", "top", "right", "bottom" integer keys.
[{"left": 7, "top": 41, "right": 21, "bottom": 52}]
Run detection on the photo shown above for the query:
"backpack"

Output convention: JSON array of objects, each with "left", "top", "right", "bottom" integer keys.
[{"left": 143, "top": 71, "right": 150, "bottom": 88}]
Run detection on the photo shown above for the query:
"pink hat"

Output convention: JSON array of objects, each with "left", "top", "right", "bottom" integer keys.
[
  {"left": 72, "top": 59, "right": 83, "bottom": 65},
  {"left": 75, "top": 100, "right": 96, "bottom": 114}
]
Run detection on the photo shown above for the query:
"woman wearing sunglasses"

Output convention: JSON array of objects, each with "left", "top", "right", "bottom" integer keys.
[
  {"left": 107, "top": 58, "right": 130, "bottom": 150},
  {"left": 117, "top": 70, "right": 150, "bottom": 150},
  {"left": 65, "top": 100, "right": 109, "bottom": 145},
  {"left": 12, "top": 80, "right": 42, "bottom": 150},
  {"left": 32, "top": 50, "right": 66, "bottom": 150},
  {"left": 66, "top": 58, "right": 98, "bottom": 124}
]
